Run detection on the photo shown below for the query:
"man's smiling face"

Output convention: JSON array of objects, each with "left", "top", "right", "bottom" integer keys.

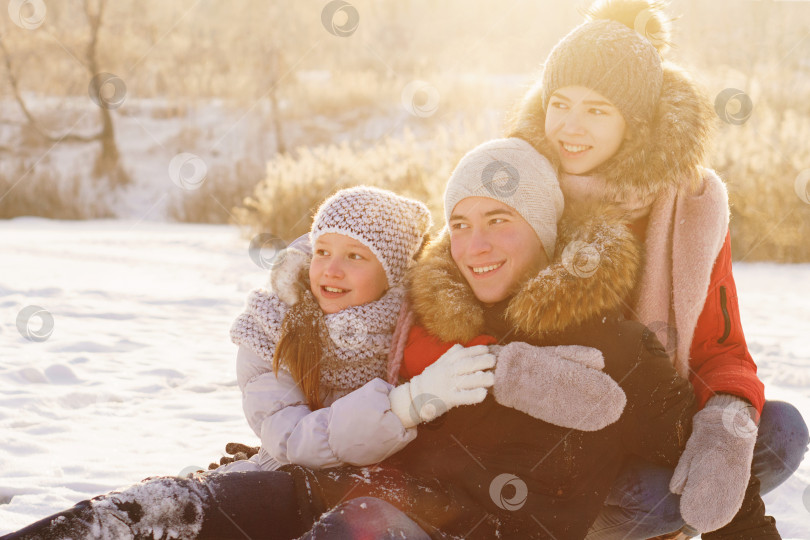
[{"left": 449, "top": 197, "right": 548, "bottom": 305}]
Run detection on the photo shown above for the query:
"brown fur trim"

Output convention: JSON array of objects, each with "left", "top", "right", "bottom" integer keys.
[
  {"left": 406, "top": 232, "right": 485, "bottom": 343},
  {"left": 506, "top": 63, "right": 717, "bottom": 203},
  {"left": 408, "top": 204, "right": 641, "bottom": 340},
  {"left": 506, "top": 202, "right": 641, "bottom": 338}
]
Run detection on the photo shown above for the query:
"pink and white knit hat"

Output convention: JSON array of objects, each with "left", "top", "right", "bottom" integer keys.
[{"left": 310, "top": 186, "right": 432, "bottom": 287}]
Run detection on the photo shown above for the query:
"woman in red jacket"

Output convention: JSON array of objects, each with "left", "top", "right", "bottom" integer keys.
[{"left": 506, "top": 1, "right": 808, "bottom": 538}]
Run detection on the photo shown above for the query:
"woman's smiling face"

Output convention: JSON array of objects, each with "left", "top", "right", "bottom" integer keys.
[{"left": 544, "top": 86, "right": 628, "bottom": 175}]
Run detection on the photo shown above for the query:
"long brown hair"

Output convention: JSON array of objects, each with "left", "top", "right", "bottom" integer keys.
[{"left": 273, "top": 273, "right": 327, "bottom": 410}]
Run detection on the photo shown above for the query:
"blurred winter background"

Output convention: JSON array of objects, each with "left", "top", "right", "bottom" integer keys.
[{"left": 1, "top": 0, "right": 809, "bottom": 536}]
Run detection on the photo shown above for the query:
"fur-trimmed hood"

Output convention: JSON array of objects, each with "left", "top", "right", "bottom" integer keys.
[
  {"left": 507, "top": 62, "right": 717, "bottom": 203},
  {"left": 408, "top": 203, "right": 641, "bottom": 343}
]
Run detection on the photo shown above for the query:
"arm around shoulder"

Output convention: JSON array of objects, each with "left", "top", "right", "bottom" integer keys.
[{"left": 238, "top": 346, "right": 416, "bottom": 468}]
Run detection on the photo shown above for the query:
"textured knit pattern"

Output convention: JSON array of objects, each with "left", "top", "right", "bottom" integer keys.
[
  {"left": 230, "top": 286, "right": 405, "bottom": 391},
  {"left": 541, "top": 12, "right": 664, "bottom": 124},
  {"left": 311, "top": 186, "right": 432, "bottom": 287},
  {"left": 443, "top": 138, "right": 564, "bottom": 261}
]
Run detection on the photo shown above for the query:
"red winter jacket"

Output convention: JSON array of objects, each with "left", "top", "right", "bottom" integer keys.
[
  {"left": 400, "top": 326, "right": 495, "bottom": 379},
  {"left": 402, "top": 230, "right": 765, "bottom": 416},
  {"left": 688, "top": 231, "right": 765, "bottom": 415}
]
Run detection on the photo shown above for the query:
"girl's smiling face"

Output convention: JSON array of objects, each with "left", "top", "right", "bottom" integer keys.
[
  {"left": 544, "top": 86, "right": 628, "bottom": 176},
  {"left": 309, "top": 233, "right": 388, "bottom": 314}
]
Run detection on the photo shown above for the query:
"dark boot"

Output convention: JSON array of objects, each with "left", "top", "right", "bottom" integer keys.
[{"left": 700, "top": 474, "right": 781, "bottom": 540}]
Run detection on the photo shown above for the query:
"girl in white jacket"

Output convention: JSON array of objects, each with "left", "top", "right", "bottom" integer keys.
[
  {"left": 2, "top": 184, "right": 628, "bottom": 539},
  {"left": 226, "top": 185, "right": 498, "bottom": 472},
  {"left": 2, "top": 186, "right": 496, "bottom": 540}
]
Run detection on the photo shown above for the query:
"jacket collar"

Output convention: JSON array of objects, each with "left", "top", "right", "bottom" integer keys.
[{"left": 407, "top": 203, "right": 642, "bottom": 342}]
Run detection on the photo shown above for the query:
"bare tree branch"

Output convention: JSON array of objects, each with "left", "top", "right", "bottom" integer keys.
[{"left": 0, "top": 35, "right": 100, "bottom": 143}]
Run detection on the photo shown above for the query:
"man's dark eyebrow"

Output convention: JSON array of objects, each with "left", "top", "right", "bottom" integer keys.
[
  {"left": 484, "top": 208, "right": 515, "bottom": 217},
  {"left": 449, "top": 208, "right": 514, "bottom": 221}
]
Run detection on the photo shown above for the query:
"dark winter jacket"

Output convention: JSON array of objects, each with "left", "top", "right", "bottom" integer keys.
[{"left": 282, "top": 207, "right": 698, "bottom": 539}]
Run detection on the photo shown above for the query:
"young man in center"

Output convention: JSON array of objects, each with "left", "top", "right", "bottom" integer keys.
[{"left": 281, "top": 138, "right": 733, "bottom": 538}]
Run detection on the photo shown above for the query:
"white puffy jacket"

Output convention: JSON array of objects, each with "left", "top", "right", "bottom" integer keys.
[{"left": 235, "top": 345, "right": 417, "bottom": 471}]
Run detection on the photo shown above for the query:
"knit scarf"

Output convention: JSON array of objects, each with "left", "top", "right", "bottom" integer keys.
[
  {"left": 560, "top": 171, "right": 729, "bottom": 377},
  {"left": 230, "top": 285, "right": 405, "bottom": 391}
]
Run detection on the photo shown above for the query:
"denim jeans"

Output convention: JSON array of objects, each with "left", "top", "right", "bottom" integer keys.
[{"left": 585, "top": 400, "right": 809, "bottom": 539}]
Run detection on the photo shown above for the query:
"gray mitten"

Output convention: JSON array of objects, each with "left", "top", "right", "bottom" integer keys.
[
  {"left": 669, "top": 394, "right": 758, "bottom": 533},
  {"left": 493, "top": 343, "right": 626, "bottom": 431}
]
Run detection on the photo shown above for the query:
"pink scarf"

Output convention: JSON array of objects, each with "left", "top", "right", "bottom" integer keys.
[{"left": 560, "top": 171, "right": 729, "bottom": 377}]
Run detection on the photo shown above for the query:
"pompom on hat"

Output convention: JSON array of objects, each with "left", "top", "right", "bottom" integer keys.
[
  {"left": 444, "top": 138, "right": 564, "bottom": 261},
  {"left": 541, "top": 0, "right": 672, "bottom": 125},
  {"left": 310, "top": 186, "right": 432, "bottom": 287}
]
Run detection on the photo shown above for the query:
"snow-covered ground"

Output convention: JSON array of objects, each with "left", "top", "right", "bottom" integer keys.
[{"left": 0, "top": 218, "right": 808, "bottom": 537}]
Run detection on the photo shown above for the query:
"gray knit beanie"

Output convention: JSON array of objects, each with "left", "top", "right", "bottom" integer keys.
[
  {"left": 311, "top": 186, "right": 432, "bottom": 287},
  {"left": 444, "top": 138, "right": 564, "bottom": 261},
  {"left": 541, "top": 0, "right": 669, "bottom": 124}
]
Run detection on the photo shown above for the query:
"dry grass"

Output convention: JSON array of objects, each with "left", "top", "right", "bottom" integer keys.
[
  {"left": 232, "top": 121, "right": 497, "bottom": 241},
  {"left": 0, "top": 161, "right": 114, "bottom": 220},
  {"left": 169, "top": 161, "right": 265, "bottom": 224},
  {"left": 2, "top": 0, "right": 809, "bottom": 260},
  {"left": 713, "top": 105, "right": 810, "bottom": 262}
]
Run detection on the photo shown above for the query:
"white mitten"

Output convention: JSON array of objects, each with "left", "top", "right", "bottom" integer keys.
[
  {"left": 267, "top": 235, "right": 311, "bottom": 306},
  {"left": 389, "top": 344, "right": 495, "bottom": 428},
  {"left": 493, "top": 343, "right": 626, "bottom": 431},
  {"left": 670, "top": 394, "right": 758, "bottom": 533}
]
